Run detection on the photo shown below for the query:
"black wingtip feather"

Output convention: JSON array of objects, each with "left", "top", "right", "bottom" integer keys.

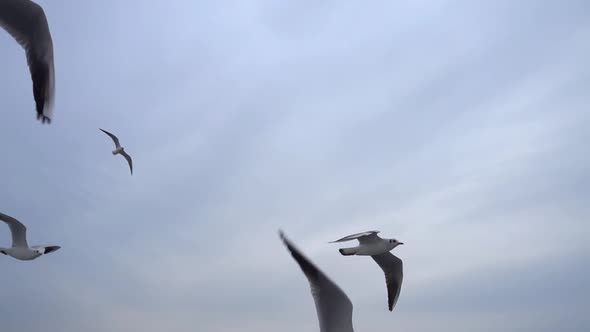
[
  {"left": 31, "top": 62, "right": 51, "bottom": 124},
  {"left": 37, "top": 113, "right": 51, "bottom": 124},
  {"left": 43, "top": 246, "right": 61, "bottom": 254}
]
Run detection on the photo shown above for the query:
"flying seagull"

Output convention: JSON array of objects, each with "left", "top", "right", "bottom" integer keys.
[
  {"left": 280, "top": 231, "right": 354, "bottom": 332},
  {"left": 0, "top": 0, "right": 55, "bottom": 124},
  {"left": 99, "top": 128, "right": 133, "bottom": 175},
  {"left": 0, "top": 211, "right": 60, "bottom": 261},
  {"left": 330, "top": 230, "right": 404, "bottom": 311}
]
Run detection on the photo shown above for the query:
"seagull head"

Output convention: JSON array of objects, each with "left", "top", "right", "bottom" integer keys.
[{"left": 387, "top": 238, "right": 404, "bottom": 249}]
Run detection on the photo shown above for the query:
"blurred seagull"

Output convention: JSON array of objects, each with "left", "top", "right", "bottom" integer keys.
[
  {"left": 0, "top": 211, "right": 60, "bottom": 261},
  {"left": 0, "top": 0, "right": 55, "bottom": 123},
  {"left": 99, "top": 128, "right": 133, "bottom": 175},
  {"left": 330, "top": 230, "right": 404, "bottom": 311},
  {"left": 280, "top": 231, "right": 354, "bottom": 332}
]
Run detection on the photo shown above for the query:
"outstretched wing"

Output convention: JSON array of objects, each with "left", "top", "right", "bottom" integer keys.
[
  {"left": 280, "top": 231, "right": 354, "bottom": 332},
  {"left": 330, "top": 231, "right": 380, "bottom": 244},
  {"left": 0, "top": 211, "right": 28, "bottom": 248},
  {"left": 0, "top": 0, "right": 55, "bottom": 123},
  {"left": 371, "top": 252, "right": 403, "bottom": 311},
  {"left": 120, "top": 150, "right": 133, "bottom": 175},
  {"left": 99, "top": 128, "right": 120, "bottom": 148}
]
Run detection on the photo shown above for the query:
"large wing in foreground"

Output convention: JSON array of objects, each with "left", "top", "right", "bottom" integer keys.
[
  {"left": 0, "top": 211, "right": 28, "bottom": 248},
  {"left": 372, "top": 252, "right": 403, "bottom": 311},
  {"left": 0, "top": 0, "right": 55, "bottom": 123},
  {"left": 280, "top": 231, "right": 354, "bottom": 332}
]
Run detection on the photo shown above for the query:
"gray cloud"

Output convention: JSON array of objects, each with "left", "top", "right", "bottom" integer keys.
[{"left": 0, "top": 0, "right": 588, "bottom": 331}]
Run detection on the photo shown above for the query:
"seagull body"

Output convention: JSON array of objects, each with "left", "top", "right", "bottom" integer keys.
[
  {"left": 280, "top": 231, "right": 354, "bottom": 332},
  {"left": 0, "top": 211, "right": 60, "bottom": 261},
  {"left": 99, "top": 128, "right": 133, "bottom": 175},
  {"left": 0, "top": 0, "right": 55, "bottom": 123},
  {"left": 331, "top": 230, "right": 404, "bottom": 311}
]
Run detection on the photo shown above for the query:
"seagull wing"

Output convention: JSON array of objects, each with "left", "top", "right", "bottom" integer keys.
[
  {"left": 0, "top": 0, "right": 55, "bottom": 123},
  {"left": 0, "top": 211, "right": 28, "bottom": 248},
  {"left": 280, "top": 231, "right": 354, "bottom": 332},
  {"left": 120, "top": 150, "right": 133, "bottom": 175},
  {"left": 32, "top": 245, "right": 60, "bottom": 254},
  {"left": 371, "top": 252, "right": 403, "bottom": 311},
  {"left": 99, "top": 128, "right": 121, "bottom": 148},
  {"left": 330, "top": 231, "right": 380, "bottom": 244}
]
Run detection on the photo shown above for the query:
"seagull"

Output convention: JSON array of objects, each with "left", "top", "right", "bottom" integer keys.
[
  {"left": 0, "top": 0, "right": 55, "bottom": 124},
  {"left": 99, "top": 128, "right": 133, "bottom": 175},
  {"left": 279, "top": 231, "right": 354, "bottom": 332},
  {"left": 0, "top": 211, "right": 60, "bottom": 261},
  {"left": 330, "top": 230, "right": 404, "bottom": 311}
]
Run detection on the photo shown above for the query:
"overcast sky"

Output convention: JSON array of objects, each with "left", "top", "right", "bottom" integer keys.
[{"left": 0, "top": 0, "right": 588, "bottom": 331}]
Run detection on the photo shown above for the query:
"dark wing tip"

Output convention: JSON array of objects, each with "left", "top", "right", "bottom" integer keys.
[
  {"left": 386, "top": 277, "right": 402, "bottom": 312},
  {"left": 44, "top": 246, "right": 61, "bottom": 254},
  {"left": 99, "top": 128, "right": 114, "bottom": 136},
  {"left": 387, "top": 284, "right": 398, "bottom": 311},
  {"left": 123, "top": 153, "right": 133, "bottom": 175},
  {"left": 278, "top": 230, "right": 291, "bottom": 249},
  {"left": 31, "top": 62, "right": 51, "bottom": 123},
  {"left": 36, "top": 113, "right": 51, "bottom": 124}
]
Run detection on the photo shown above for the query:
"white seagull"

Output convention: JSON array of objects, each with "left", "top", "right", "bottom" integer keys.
[
  {"left": 330, "top": 230, "right": 404, "bottom": 311},
  {"left": 99, "top": 128, "right": 133, "bottom": 175},
  {"left": 0, "top": 211, "right": 60, "bottom": 261},
  {"left": 280, "top": 231, "right": 354, "bottom": 332},
  {"left": 0, "top": 0, "right": 55, "bottom": 124}
]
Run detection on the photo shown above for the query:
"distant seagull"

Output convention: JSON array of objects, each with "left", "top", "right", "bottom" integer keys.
[
  {"left": 99, "top": 128, "right": 133, "bottom": 175},
  {"left": 0, "top": 0, "right": 55, "bottom": 124},
  {"left": 280, "top": 231, "right": 354, "bottom": 332},
  {"left": 330, "top": 230, "right": 404, "bottom": 311},
  {"left": 0, "top": 211, "right": 60, "bottom": 261}
]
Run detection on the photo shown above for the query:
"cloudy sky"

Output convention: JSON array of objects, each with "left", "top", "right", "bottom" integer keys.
[{"left": 0, "top": 0, "right": 589, "bottom": 331}]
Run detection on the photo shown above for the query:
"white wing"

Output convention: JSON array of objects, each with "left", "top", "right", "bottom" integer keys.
[
  {"left": 371, "top": 252, "right": 403, "bottom": 311},
  {"left": 330, "top": 231, "right": 380, "bottom": 244},
  {"left": 0, "top": 211, "right": 28, "bottom": 248},
  {"left": 120, "top": 150, "right": 133, "bottom": 175},
  {"left": 0, "top": 0, "right": 55, "bottom": 123},
  {"left": 99, "top": 128, "right": 121, "bottom": 148},
  {"left": 280, "top": 231, "right": 354, "bottom": 332}
]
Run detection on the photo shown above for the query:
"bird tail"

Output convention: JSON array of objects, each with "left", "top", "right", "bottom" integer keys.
[{"left": 339, "top": 247, "right": 358, "bottom": 256}]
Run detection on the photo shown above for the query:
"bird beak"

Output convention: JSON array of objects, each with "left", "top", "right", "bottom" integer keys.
[{"left": 398, "top": 242, "right": 404, "bottom": 245}]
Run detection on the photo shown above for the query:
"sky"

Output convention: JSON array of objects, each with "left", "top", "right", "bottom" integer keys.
[{"left": 0, "top": 0, "right": 589, "bottom": 331}]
